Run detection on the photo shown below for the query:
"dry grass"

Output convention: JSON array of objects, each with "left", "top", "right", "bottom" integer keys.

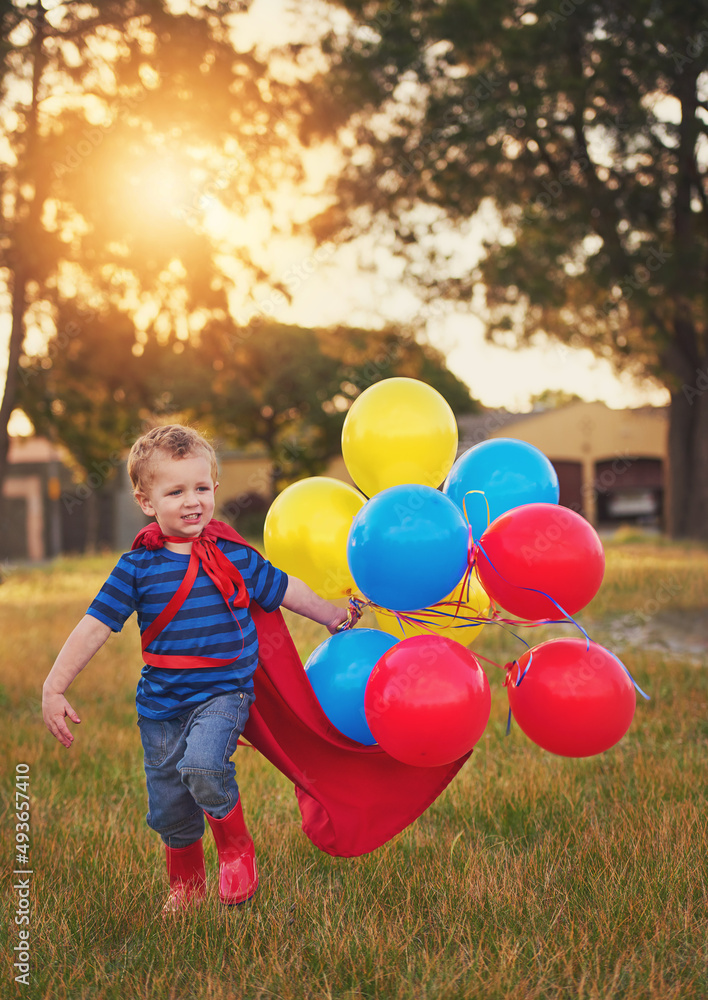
[{"left": 1, "top": 539, "right": 706, "bottom": 999}]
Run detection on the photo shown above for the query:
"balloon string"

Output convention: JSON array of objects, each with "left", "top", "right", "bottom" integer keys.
[
  {"left": 353, "top": 587, "right": 641, "bottom": 686},
  {"left": 607, "top": 648, "right": 651, "bottom": 701},
  {"left": 475, "top": 539, "right": 648, "bottom": 699},
  {"left": 458, "top": 490, "right": 648, "bottom": 698},
  {"left": 355, "top": 593, "right": 592, "bottom": 643},
  {"left": 453, "top": 491, "right": 490, "bottom": 617},
  {"left": 470, "top": 648, "right": 509, "bottom": 672},
  {"left": 347, "top": 536, "right": 649, "bottom": 704},
  {"left": 516, "top": 650, "right": 534, "bottom": 685},
  {"left": 373, "top": 599, "right": 493, "bottom": 635},
  {"left": 475, "top": 540, "right": 590, "bottom": 643},
  {"left": 461, "top": 489, "right": 490, "bottom": 541}
]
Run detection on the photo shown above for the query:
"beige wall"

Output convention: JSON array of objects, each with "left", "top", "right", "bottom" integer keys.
[
  {"left": 217, "top": 452, "right": 356, "bottom": 506},
  {"left": 488, "top": 402, "right": 668, "bottom": 523},
  {"left": 8, "top": 436, "right": 63, "bottom": 464},
  {"left": 324, "top": 455, "right": 355, "bottom": 486},
  {"left": 215, "top": 453, "right": 273, "bottom": 504},
  {"left": 4, "top": 437, "right": 65, "bottom": 561},
  {"left": 2, "top": 475, "right": 44, "bottom": 560}
]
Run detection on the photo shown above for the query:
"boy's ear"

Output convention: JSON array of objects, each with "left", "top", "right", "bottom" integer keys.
[
  {"left": 135, "top": 491, "right": 156, "bottom": 517},
  {"left": 214, "top": 481, "right": 219, "bottom": 493}
]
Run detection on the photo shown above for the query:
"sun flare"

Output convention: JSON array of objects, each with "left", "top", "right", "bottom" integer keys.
[{"left": 121, "top": 156, "right": 194, "bottom": 222}]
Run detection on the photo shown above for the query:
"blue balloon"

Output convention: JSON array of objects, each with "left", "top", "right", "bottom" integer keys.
[
  {"left": 443, "top": 438, "right": 560, "bottom": 541},
  {"left": 347, "top": 484, "right": 469, "bottom": 611},
  {"left": 304, "top": 629, "right": 399, "bottom": 744}
]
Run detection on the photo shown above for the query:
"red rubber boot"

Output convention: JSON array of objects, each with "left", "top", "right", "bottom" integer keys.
[
  {"left": 205, "top": 797, "right": 258, "bottom": 905},
  {"left": 162, "top": 839, "right": 206, "bottom": 915}
]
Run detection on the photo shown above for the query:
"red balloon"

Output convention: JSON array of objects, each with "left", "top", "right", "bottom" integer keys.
[
  {"left": 506, "top": 637, "right": 636, "bottom": 757},
  {"left": 364, "top": 635, "right": 491, "bottom": 767},
  {"left": 476, "top": 502, "right": 605, "bottom": 620}
]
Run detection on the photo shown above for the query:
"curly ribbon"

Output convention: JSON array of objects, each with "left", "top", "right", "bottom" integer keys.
[
  {"left": 461, "top": 489, "right": 491, "bottom": 540},
  {"left": 453, "top": 490, "right": 491, "bottom": 612},
  {"left": 335, "top": 596, "right": 367, "bottom": 632}
]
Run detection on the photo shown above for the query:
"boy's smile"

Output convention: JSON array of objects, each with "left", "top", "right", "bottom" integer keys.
[{"left": 136, "top": 453, "right": 218, "bottom": 551}]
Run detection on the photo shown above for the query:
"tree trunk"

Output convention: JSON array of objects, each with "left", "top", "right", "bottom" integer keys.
[
  {"left": 0, "top": 2, "right": 46, "bottom": 498},
  {"left": 0, "top": 274, "right": 29, "bottom": 490},
  {"left": 667, "top": 358, "right": 708, "bottom": 539}
]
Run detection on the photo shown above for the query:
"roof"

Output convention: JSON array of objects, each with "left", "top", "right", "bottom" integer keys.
[{"left": 456, "top": 409, "right": 544, "bottom": 453}]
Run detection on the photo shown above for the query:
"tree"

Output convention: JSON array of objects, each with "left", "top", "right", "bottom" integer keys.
[
  {"left": 0, "top": 0, "right": 303, "bottom": 494},
  {"left": 529, "top": 389, "right": 584, "bottom": 410},
  {"left": 308, "top": 0, "right": 708, "bottom": 537},
  {"left": 17, "top": 301, "right": 157, "bottom": 472},
  {"left": 154, "top": 318, "right": 479, "bottom": 493},
  {"left": 17, "top": 300, "right": 187, "bottom": 548},
  {"left": 19, "top": 312, "right": 477, "bottom": 505}
]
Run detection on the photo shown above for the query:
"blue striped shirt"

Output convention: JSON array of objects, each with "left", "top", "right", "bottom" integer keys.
[{"left": 86, "top": 540, "right": 288, "bottom": 720}]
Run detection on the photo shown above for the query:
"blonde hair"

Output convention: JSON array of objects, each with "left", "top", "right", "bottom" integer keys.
[{"left": 128, "top": 425, "right": 218, "bottom": 496}]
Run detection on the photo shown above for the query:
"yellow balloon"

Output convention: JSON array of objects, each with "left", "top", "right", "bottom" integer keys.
[
  {"left": 342, "top": 377, "right": 458, "bottom": 497},
  {"left": 264, "top": 477, "right": 365, "bottom": 600},
  {"left": 374, "top": 574, "right": 490, "bottom": 644}
]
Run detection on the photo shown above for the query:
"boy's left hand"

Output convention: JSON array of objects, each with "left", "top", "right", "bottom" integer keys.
[{"left": 332, "top": 598, "right": 364, "bottom": 634}]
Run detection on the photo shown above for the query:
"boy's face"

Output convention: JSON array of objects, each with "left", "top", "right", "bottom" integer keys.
[{"left": 136, "top": 452, "right": 218, "bottom": 541}]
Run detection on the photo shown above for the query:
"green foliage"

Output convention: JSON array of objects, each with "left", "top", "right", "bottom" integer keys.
[
  {"left": 156, "top": 318, "right": 479, "bottom": 490},
  {"left": 528, "top": 389, "right": 584, "bottom": 410},
  {"left": 16, "top": 305, "right": 477, "bottom": 488},
  {"left": 16, "top": 302, "right": 155, "bottom": 477}
]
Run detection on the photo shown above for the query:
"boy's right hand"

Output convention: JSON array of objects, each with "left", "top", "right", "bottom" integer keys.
[{"left": 42, "top": 689, "right": 82, "bottom": 748}]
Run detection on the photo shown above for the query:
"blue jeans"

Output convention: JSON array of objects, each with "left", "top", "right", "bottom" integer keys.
[{"left": 137, "top": 690, "right": 255, "bottom": 849}]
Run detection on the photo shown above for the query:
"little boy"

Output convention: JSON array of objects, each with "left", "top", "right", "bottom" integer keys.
[{"left": 42, "top": 424, "right": 355, "bottom": 914}]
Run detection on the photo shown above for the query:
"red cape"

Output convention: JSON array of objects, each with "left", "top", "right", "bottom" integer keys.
[{"left": 133, "top": 520, "right": 471, "bottom": 857}]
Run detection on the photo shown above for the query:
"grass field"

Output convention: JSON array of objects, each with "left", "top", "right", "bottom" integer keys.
[{"left": 1, "top": 536, "right": 706, "bottom": 1000}]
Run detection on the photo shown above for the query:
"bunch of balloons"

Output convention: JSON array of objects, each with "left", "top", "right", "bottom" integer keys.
[{"left": 265, "top": 376, "right": 642, "bottom": 766}]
